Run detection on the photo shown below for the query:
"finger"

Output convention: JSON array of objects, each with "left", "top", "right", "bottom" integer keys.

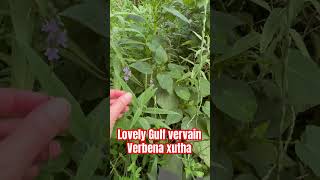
[
  {"left": 0, "top": 98, "right": 70, "bottom": 180},
  {"left": 110, "top": 90, "right": 126, "bottom": 99},
  {"left": 0, "top": 88, "right": 50, "bottom": 118},
  {"left": 22, "top": 165, "right": 39, "bottom": 180},
  {"left": 125, "top": 106, "right": 129, "bottom": 112},
  {"left": 0, "top": 118, "right": 20, "bottom": 138},
  {"left": 110, "top": 93, "right": 132, "bottom": 131},
  {"left": 35, "top": 141, "right": 61, "bottom": 162},
  {"left": 110, "top": 99, "right": 116, "bottom": 104},
  {"left": 118, "top": 113, "right": 124, "bottom": 119}
]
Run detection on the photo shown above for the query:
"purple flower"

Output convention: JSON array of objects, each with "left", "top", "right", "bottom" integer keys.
[
  {"left": 42, "top": 19, "right": 59, "bottom": 33},
  {"left": 124, "top": 76, "right": 130, "bottom": 81},
  {"left": 42, "top": 18, "right": 68, "bottom": 62},
  {"left": 123, "top": 66, "right": 132, "bottom": 81},
  {"left": 45, "top": 48, "right": 60, "bottom": 61},
  {"left": 123, "top": 66, "right": 130, "bottom": 74}
]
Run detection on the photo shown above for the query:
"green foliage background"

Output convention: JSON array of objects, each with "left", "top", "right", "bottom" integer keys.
[
  {"left": 213, "top": 0, "right": 320, "bottom": 180},
  {"left": 1, "top": 0, "right": 109, "bottom": 179},
  {"left": 110, "top": 0, "right": 210, "bottom": 179}
]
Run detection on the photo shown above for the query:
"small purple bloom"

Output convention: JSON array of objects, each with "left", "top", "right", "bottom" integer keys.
[
  {"left": 42, "top": 19, "right": 59, "bottom": 33},
  {"left": 123, "top": 66, "right": 130, "bottom": 74},
  {"left": 123, "top": 66, "right": 132, "bottom": 81},
  {"left": 45, "top": 48, "right": 60, "bottom": 61}
]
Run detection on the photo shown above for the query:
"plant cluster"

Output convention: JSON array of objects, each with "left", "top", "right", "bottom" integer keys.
[
  {"left": 111, "top": 0, "right": 210, "bottom": 179},
  {"left": 214, "top": 0, "right": 320, "bottom": 180}
]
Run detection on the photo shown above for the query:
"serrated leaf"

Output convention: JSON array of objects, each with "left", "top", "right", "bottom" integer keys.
[
  {"left": 130, "top": 61, "right": 153, "bottom": 74},
  {"left": 154, "top": 45, "right": 168, "bottom": 64}
]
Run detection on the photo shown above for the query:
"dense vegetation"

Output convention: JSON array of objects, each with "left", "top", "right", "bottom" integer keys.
[
  {"left": 0, "top": 0, "right": 109, "bottom": 179},
  {"left": 111, "top": 0, "right": 210, "bottom": 179},
  {"left": 213, "top": 0, "right": 320, "bottom": 180}
]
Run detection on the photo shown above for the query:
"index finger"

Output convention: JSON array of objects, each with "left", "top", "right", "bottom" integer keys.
[
  {"left": 110, "top": 89, "right": 126, "bottom": 99},
  {"left": 0, "top": 88, "right": 50, "bottom": 118}
]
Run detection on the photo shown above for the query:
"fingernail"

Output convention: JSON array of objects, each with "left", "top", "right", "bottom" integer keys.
[
  {"left": 46, "top": 98, "right": 71, "bottom": 128},
  {"left": 123, "top": 93, "right": 132, "bottom": 101}
]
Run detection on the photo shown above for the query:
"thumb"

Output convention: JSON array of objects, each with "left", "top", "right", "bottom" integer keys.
[
  {"left": 110, "top": 93, "right": 132, "bottom": 131},
  {"left": 0, "top": 98, "right": 70, "bottom": 180}
]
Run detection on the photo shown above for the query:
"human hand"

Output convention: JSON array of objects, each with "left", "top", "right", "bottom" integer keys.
[
  {"left": 110, "top": 90, "right": 132, "bottom": 134},
  {"left": 0, "top": 88, "right": 70, "bottom": 180}
]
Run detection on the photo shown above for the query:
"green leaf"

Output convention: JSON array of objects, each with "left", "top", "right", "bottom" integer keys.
[
  {"left": 159, "top": 155, "right": 182, "bottom": 178},
  {"left": 192, "top": 133, "right": 210, "bottom": 166},
  {"left": 138, "top": 86, "right": 157, "bottom": 106},
  {"left": 139, "top": 117, "right": 151, "bottom": 130},
  {"left": 237, "top": 142, "right": 277, "bottom": 177},
  {"left": 73, "top": 147, "right": 101, "bottom": 180},
  {"left": 202, "top": 101, "right": 210, "bottom": 117},
  {"left": 163, "top": 7, "right": 190, "bottom": 23},
  {"left": 18, "top": 41, "right": 89, "bottom": 143},
  {"left": 157, "top": 73, "right": 173, "bottom": 94},
  {"left": 213, "top": 76, "right": 257, "bottom": 122},
  {"left": 175, "top": 86, "right": 190, "bottom": 100},
  {"left": 165, "top": 112, "right": 183, "bottom": 125},
  {"left": 307, "top": 0, "right": 320, "bottom": 14},
  {"left": 60, "top": 0, "right": 106, "bottom": 38},
  {"left": 145, "top": 117, "right": 171, "bottom": 129},
  {"left": 130, "top": 108, "right": 143, "bottom": 128},
  {"left": 9, "top": 0, "right": 34, "bottom": 89},
  {"left": 130, "top": 61, "right": 153, "bottom": 74},
  {"left": 215, "top": 31, "right": 260, "bottom": 63},
  {"left": 154, "top": 45, "right": 168, "bottom": 64},
  {"left": 296, "top": 125, "right": 320, "bottom": 177},
  {"left": 144, "top": 107, "right": 179, "bottom": 115},
  {"left": 87, "top": 98, "right": 108, "bottom": 145},
  {"left": 260, "top": 8, "right": 286, "bottom": 53},
  {"left": 199, "top": 78, "right": 210, "bottom": 97},
  {"left": 287, "top": 49, "right": 320, "bottom": 112},
  {"left": 147, "top": 156, "right": 158, "bottom": 180},
  {"left": 213, "top": 150, "right": 233, "bottom": 180},
  {"left": 289, "top": 29, "right": 311, "bottom": 59},
  {"left": 249, "top": 0, "right": 271, "bottom": 12}
]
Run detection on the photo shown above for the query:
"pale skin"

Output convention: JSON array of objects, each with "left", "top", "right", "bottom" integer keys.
[
  {"left": 0, "top": 88, "right": 131, "bottom": 180},
  {"left": 109, "top": 90, "right": 132, "bottom": 133}
]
